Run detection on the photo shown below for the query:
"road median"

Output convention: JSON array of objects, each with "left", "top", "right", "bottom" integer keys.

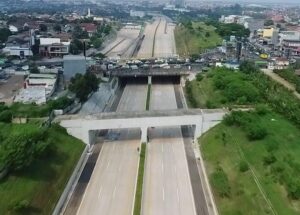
[{"left": 133, "top": 143, "right": 146, "bottom": 215}]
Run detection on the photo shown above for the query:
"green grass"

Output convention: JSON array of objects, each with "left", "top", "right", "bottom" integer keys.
[
  {"left": 0, "top": 124, "right": 85, "bottom": 215},
  {"left": 133, "top": 143, "right": 146, "bottom": 215},
  {"left": 200, "top": 112, "right": 300, "bottom": 215},
  {"left": 146, "top": 84, "right": 151, "bottom": 110},
  {"left": 175, "top": 22, "right": 222, "bottom": 57},
  {"left": 185, "top": 73, "right": 226, "bottom": 108}
]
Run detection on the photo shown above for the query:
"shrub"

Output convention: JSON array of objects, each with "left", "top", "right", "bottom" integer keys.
[
  {"left": 0, "top": 110, "right": 12, "bottom": 123},
  {"left": 12, "top": 199, "right": 30, "bottom": 211},
  {"left": 255, "top": 104, "right": 270, "bottom": 115},
  {"left": 263, "top": 153, "right": 277, "bottom": 166},
  {"left": 239, "top": 161, "right": 249, "bottom": 172},
  {"left": 196, "top": 73, "right": 204, "bottom": 82},
  {"left": 210, "top": 166, "right": 231, "bottom": 198},
  {"left": 246, "top": 123, "right": 268, "bottom": 141}
]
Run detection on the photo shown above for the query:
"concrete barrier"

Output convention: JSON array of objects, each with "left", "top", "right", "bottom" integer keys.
[{"left": 52, "top": 145, "right": 89, "bottom": 215}]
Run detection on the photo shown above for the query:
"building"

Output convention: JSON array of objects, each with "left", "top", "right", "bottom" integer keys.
[
  {"left": 63, "top": 55, "right": 86, "bottom": 81},
  {"left": 24, "top": 73, "right": 57, "bottom": 97},
  {"left": 39, "top": 38, "right": 70, "bottom": 57},
  {"left": 14, "top": 73, "right": 58, "bottom": 104},
  {"left": 271, "top": 57, "right": 290, "bottom": 70},
  {"left": 130, "top": 10, "right": 146, "bottom": 18},
  {"left": 219, "top": 15, "right": 253, "bottom": 29},
  {"left": 262, "top": 27, "right": 279, "bottom": 45},
  {"left": 3, "top": 32, "right": 34, "bottom": 58},
  {"left": 80, "top": 23, "right": 97, "bottom": 37},
  {"left": 8, "top": 25, "right": 18, "bottom": 33},
  {"left": 279, "top": 31, "right": 300, "bottom": 57}
]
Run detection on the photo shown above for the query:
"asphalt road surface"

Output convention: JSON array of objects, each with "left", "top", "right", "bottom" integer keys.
[
  {"left": 102, "top": 27, "right": 140, "bottom": 58},
  {"left": 154, "top": 19, "right": 177, "bottom": 58},
  {"left": 142, "top": 81, "right": 196, "bottom": 215},
  {"left": 76, "top": 82, "right": 147, "bottom": 215},
  {"left": 137, "top": 19, "right": 160, "bottom": 58}
]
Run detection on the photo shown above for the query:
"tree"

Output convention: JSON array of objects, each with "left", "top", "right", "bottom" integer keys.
[
  {"left": 29, "top": 63, "right": 39, "bottom": 74},
  {"left": 53, "top": 24, "right": 61, "bottom": 32},
  {"left": 70, "top": 39, "right": 84, "bottom": 55},
  {"left": 72, "top": 25, "right": 88, "bottom": 39},
  {"left": 69, "top": 72, "right": 99, "bottom": 102},
  {"left": 92, "top": 38, "right": 102, "bottom": 49},
  {"left": 0, "top": 28, "right": 12, "bottom": 43},
  {"left": 264, "top": 20, "right": 274, "bottom": 26},
  {"left": 0, "top": 127, "right": 49, "bottom": 172},
  {"left": 239, "top": 60, "right": 259, "bottom": 74},
  {"left": 39, "top": 24, "right": 48, "bottom": 32}
]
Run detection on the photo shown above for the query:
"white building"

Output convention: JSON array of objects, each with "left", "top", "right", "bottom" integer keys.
[
  {"left": 2, "top": 46, "right": 32, "bottom": 58},
  {"left": 130, "top": 10, "right": 145, "bottom": 18},
  {"left": 9, "top": 25, "right": 18, "bottom": 33},
  {"left": 219, "top": 15, "right": 253, "bottom": 29},
  {"left": 24, "top": 73, "right": 57, "bottom": 97},
  {"left": 39, "top": 38, "right": 70, "bottom": 57}
]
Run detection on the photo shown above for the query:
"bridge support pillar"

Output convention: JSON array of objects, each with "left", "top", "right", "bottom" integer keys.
[
  {"left": 148, "top": 76, "right": 152, "bottom": 84},
  {"left": 82, "top": 129, "right": 91, "bottom": 146},
  {"left": 141, "top": 127, "right": 148, "bottom": 143},
  {"left": 194, "top": 123, "right": 202, "bottom": 142}
]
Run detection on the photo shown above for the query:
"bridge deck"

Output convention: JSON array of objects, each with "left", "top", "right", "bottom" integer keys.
[{"left": 56, "top": 108, "right": 227, "bottom": 121}]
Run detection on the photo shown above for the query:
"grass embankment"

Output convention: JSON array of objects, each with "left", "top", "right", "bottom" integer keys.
[
  {"left": 174, "top": 22, "right": 222, "bottom": 57},
  {"left": 185, "top": 72, "right": 225, "bottom": 108},
  {"left": 133, "top": 143, "right": 146, "bottom": 215},
  {"left": 200, "top": 112, "right": 300, "bottom": 215},
  {"left": 193, "top": 65, "right": 300, "bottom": 214},
  {"left": 185, "top": 69, "right": 259, "bottom": 109},
  {"left": 0, "top": 124, "right": 85, "bottom": 215},
  {"left": 146, "top": 84, "right": 151, "bottom": 110},
  {"left": 273, "top": 68, "right": 300, "bottom": 93}
]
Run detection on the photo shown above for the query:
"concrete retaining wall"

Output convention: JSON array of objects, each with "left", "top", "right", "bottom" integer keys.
[{"left": 52, "top": 145, "right": 89, "bottom": 215}]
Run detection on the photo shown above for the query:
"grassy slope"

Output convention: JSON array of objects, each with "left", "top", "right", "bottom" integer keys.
[
  {"left": 0, "top": 124, "right": 85, "bottom": 215},
  {"left": 200, "top": 112, "right": 300, "bottom": 215},
  {"left": 186, "top": 73, "right": 225, "bottom": 108},
  {"left": 175, "top": 22, "right": 222, "bottom": 57}
]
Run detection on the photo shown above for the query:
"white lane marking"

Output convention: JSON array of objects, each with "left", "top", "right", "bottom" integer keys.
[
  {"left": 107, "top": 161, "right": 110, "bottom": 169},
  {"left": 112, "top": 186, "right": 117, "bottom": 199},
  {"left": 162, "top": 187, "right": 165, "bottom": 201},
  {"left": 162, "top": 144, "right": 164, "bottom": 153},
  {"left": 98, "top": 186, "right": 103, "bottom": 199},
  {"left": 162, "top": 161, "right": 164, "bottom": 173},
  {"left": 177, "top": 188, "right": 180, "bottom": 203}
]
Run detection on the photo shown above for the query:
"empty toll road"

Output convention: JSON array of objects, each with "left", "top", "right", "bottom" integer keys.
[
  {"left": 137, "top": 19, "right": 161, "bottom": 58},
  {"left": 102, "top": 27, "right": 140, "bottom": 58},
  {"left": 76, "top": 82, "right": 148, "bottom": 215},
  {"left": 154, "top": 19, "right": 177, "bottom": 58},
  {"left": 142, "top": 82, "right": 196, "bottom": 215}
]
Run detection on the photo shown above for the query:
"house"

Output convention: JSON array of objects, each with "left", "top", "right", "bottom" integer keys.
[
  {"left": 280, "top": 31, "right": 300, "bottom": 57},
  {"left": 39, "top": 38, "right": 70, "bottom": 58},
  {"left": 272, "top": 57, "right": 290, "bottom": 70},
  {"left": 80, "top": 23, "right": 97, "bottom": 37},
  {"left": 3, "top": 32, "right": 34, "bottom": 58}
]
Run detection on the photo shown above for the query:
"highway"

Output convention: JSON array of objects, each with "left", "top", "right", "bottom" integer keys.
[
  {"left": 76, "top": 82, "right": 147, "bottom": 215},
  {"left": 137, "top": 19, "right": 161, "bottom": 58},
  {"left": 154, "top": 19, "right": 177, "bottom": 58},
  {"left": 137, "top": 17, "right": 176, "bottom": 58},
  {"left": 142, "top": 81, "right": 196, "bottom": 215},
  {"left": 102, "top": 27, "right": 140, "bottom": 58}
]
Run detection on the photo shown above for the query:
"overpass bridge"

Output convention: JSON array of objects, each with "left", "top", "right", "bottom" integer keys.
[
  {"left": 105, "top": 68, "right": 190, "bottom": 77},
  {"left": 56, "top": 108, "right": 227, "bottom": 145}
]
